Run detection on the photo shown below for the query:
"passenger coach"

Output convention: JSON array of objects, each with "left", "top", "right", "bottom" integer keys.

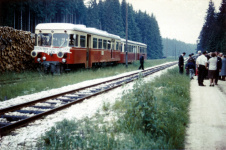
[{"left": 31, "top": 23, "right": 147, "bottom": 74}]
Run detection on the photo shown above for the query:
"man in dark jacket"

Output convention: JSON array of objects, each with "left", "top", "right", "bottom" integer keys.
[
  {"left": 215, "top": 52, "right": 222, "bottom": 85},
  {"left": 138, "top": 54, "right": 145, "bottom": 70},
  {"left": 178, "top": 52, "right": 186, "bottom": 74}
]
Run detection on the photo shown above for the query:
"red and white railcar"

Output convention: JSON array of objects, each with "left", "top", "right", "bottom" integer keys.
[
  {"left": 119, "top": 39, "right": 147, "bottom": 63},
  {"left": 31, "top": 23, "right": 147, "bottom": 74}
]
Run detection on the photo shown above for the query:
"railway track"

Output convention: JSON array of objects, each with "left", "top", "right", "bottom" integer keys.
[{"left": 0, "top": 62, "right": 177, "bottom": 137}]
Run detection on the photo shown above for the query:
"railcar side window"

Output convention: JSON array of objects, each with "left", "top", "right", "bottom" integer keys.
[
  {"left": 116, "top": 42, "right": 119, "bottom": 50},
  {"left": 38, "top": 33, "right": 52, "bottom": 46},
  {"left": 98, "top": 39, "right": 102, "bottom": 49},
  {"left": 93, "top": 38, "right": 97, "bottom": 49},
  {"left": 140, "top": 47, "right": 144, "bottom": 53},
  {"left": 53, "top": 33, "right": 68, "bottom": 47},
  {"left": 119, "top": 43, "right": 122, "bottom": 51},
  {"left": 108, "top": 40, "right": 111, "bottom": 50},
  {"left": 112, "top": 42, "right": 115, "bottom": 50},
  {"left": 128, "top": 45, "right": 131, "bottom": 52},
  {"left": 103, "top": 40, "right": 107, "bottom": 49},
  {"left": 134, "top": 46, "right": 137, "bottom": 53},
  {"left": 80, "top": 35, "right": 86, "bottom": 48},
  {"left": 75, "top": 34, "right": 78, "bottom": 47},
  {"left": 69, "top": 34, "right": 75, "bottom": 47}
]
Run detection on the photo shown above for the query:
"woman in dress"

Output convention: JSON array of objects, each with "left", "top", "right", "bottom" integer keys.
[{"left": 208, "top": 53, "right": 218, "bottom": 86}]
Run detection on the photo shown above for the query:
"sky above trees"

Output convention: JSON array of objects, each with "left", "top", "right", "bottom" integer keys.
[
  {"left": 124, "top": 0, "right": 222, "bottom": 44},
  {"left": 85, "top": 0, "right": 222, "bottom": 44}
]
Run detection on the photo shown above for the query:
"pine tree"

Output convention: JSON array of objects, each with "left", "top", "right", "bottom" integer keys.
[
  {"left": 216, "top": 0, "right": 226, "bottom": 53},
  {"left": 86, "top": 0, "right": 100, "bottom": 28},
  {"left": 198, "top": 0, "right": 217, "bottom": 52}
]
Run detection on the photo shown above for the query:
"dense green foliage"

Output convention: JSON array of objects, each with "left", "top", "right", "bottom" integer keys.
[
  {"left": 0, "top": 0, "right": 163, "bottom": 58},
  {"left": 162, "top": 38, "right": 197, "bottom": 57},
  {"left": 198, "top": 0, "right": 226, "bottom": 54},
  {"left": 38, "top": 67, "right": 190, "bottom": 149}
]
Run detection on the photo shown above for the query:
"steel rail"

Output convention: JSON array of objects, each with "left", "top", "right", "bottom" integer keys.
[{"left": 0, "top": 62, "right": 177, "bottom": 136}]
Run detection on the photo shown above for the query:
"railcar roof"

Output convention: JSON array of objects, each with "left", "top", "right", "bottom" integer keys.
[
  {"left": 121, "top": 38, "right": 147, "bottom": 47},
  {"left": 35, "top": 23, "right": 120, "bottom": 40}
]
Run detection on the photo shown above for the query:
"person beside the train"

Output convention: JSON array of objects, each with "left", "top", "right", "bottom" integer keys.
[
  {"left": 138, "top": 54, "right": 145, "bottom": 70},
  {"left": 219, "top": 53, "right": 224, "bottom": 80},
  {"left": 215, "top": 52, "right": 222, "bottom": 85},
  {"left": 186, "top": 54, "right": 195, "bottom": 79},
  {"left": 195, "top": 51, "right": 202, "bottom": 75},
  {"left": 220, "top": 55, "right": 226, "bottom": 81},
  {"left": 196, "top": 51, "right": 208, "bottom": 86},
  {"left": 178, "top": 52, "right": 186, "bottom": 74},
  {"left": 207, "top": 52, "right": 218, "bottom": 86}
]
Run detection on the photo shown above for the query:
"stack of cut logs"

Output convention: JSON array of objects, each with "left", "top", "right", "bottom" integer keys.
[{"left": 0, "top": 26, "right": 35, "bottom": 72}]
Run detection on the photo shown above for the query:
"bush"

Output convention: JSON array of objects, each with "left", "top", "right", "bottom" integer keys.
[{"left": 37, "top": 67, "right": 190, "bottom": 149}]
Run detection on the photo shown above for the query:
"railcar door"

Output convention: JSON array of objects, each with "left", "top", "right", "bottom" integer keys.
[
  {"left": 86, "top": 34, "right": 91, "bottom": 68},
  {"left": 111, "top": 39, "right": 115, "bottom": 59}
]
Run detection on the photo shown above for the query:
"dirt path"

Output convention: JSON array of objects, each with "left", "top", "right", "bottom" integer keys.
[{"left": 185, "top": 77, "right": 226, "bottom": 149}]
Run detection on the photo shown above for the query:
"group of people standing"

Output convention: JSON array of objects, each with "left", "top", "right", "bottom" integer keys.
[{"left": 178, "top": 51, "right": 226, "bottom": 87}]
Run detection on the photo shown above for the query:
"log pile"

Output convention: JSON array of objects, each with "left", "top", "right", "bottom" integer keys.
[{"left": 0, "top": 26, "right": 35, "bottom": 72}]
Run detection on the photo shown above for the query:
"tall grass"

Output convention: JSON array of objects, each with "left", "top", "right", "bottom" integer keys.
[
  {"left": 0, "top": 59, "right": 175, "bottom": 101},
  {"left": 37, "top": 67, "right": 190, "bottom": 149}
]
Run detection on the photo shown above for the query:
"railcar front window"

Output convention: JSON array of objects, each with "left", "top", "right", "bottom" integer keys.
[
  {"left": 53, "top": 33, "right": 68, "bottom": 47},
  {"left": 38, "top": 33, "right": 52, "bottom": 46}
]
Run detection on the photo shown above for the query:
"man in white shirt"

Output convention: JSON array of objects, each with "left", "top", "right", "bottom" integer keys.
[{"left": 196, "top": 51, "right": 208, "bottom": 86}]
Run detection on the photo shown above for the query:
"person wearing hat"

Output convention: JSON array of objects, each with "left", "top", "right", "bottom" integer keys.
[{"left": 178, "top": 52, "right": 186, "bottom": 74}]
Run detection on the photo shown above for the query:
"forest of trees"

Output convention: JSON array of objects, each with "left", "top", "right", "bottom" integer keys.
[
  {"left": 0, "top": 0, "right": 163, "bottom": 59},
  {"left": 198, "top": 0, "right": 226, "bottom": 54},
  {"left": 162, "top": 38, "right": 196, "bottom": 58}
]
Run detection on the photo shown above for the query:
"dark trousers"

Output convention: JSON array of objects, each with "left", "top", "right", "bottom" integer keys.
[
  {"left": 198, "top": 65, "right": 206, "bottom": 85},
  {"left": 139, "top": 63, "right": 144, "bottom": 70},
  {"left": 179, "top": 66, "right": 184, "bottom": 74},
  {"left": 215, "top": 69, "right": 220, "bottom": 84}
]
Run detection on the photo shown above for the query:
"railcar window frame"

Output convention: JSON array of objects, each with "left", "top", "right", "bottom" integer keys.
[
  {"left": 80, "top": 35, "right": 86, "bottom": 48},
  {"left": 38, "top": 33, "right": 52, "bottom": 47},
  {"left": 75, "top": 34, "right": 79, "bottom": 47},
  {"left": 103, "top": 40, "right": 107, "bottom": 49},
  {"left": 93, "top": 37, "right": 98, "bottom": 49},
  {"left": 98, "top": 39, "right": 103, "bottom": 49},
  {"left": 69, "top": 34, "right": 76, "bottom": 47},
  {"left": 52, "top": 33, "right": 68, "bottom": 48},
  {"left": 108, "top": 40, "right": 111, "bottom": 50}
]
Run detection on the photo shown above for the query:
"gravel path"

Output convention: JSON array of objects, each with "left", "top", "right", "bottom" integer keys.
[
  {"left": 0, "top": 64, "right": 175, "bottom": 150},
  {"left": 185, "top": 77, "right": 226, "bottom": 149}
]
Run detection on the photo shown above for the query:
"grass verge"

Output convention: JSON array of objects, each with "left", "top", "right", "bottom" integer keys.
[
  {"left": 37, "top": 67, "right": 190, "bottom": 149},
  {"left": 0, "top": 59, "right": 175, "bottom": 101}
]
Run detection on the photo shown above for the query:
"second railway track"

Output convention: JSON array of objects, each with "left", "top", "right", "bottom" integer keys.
[{"left": 0, "top": 62, "right": 177, "bottom": 137}]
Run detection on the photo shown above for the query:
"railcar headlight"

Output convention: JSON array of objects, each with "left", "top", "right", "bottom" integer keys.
[
  {"left": 37, "top": 58, "right": 41, "bottom": 62},
  {"left": 42, "top": 56, "right": 46, "bottom": 61},
  {"left": 57, "top": 51, "right": 64, "bottom": 58},
  {"left": 31, "top": 50, "right": 37, "bottom": 57},
  {"left": 62, "top": 58, "right": 66, "bottom": 63}
]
